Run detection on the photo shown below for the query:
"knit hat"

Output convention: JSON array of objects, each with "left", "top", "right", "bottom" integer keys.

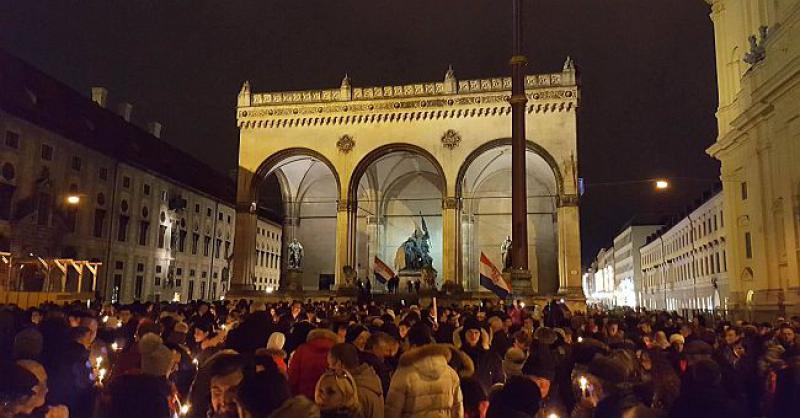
[
  {"left": 669, "top": 334, "right": 685, "bottom": 345},
  {"left": 521, "top": 344, "right": 556, "bottom": 380},
  {"left": 588, "top": 356, "right": 628, "bottom": 383},
  {"left": 13, "top": 327, "right": 43, "bottom": 360},
  {"left": 462, "top": 317, "right": 482, "bottom": 333},
  {"left": 534, "top": 327, "right": 557, "bottom": 345},
  {"left": 502, "top": 347, "right": 527, "bottom": 377},
  {"left": 267, "top": 332, "right": 286, "bottom": 351},
  {"left": 345, "top": 325, "right": 369, "bottom": 344},
  {"left": 491, "top": 376, "right": 541, "bottom": 416},
  {"left": 407, "top": 322, "right": 434, "bottom": 347},
  {"left": 139, "top": 334, "right": 174, "bottom": 377},
  {"left": 683, "top": 340, "right": 713, "bottom": 355}
]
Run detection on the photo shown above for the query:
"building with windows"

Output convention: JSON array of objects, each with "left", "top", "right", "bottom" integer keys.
[
  {"left": 612, "top": 223, "right": 662, "bottom": 307},
  {"left": 254, "top": 222, "right": 283, "bottom": 293},
  {"left": 706, "top": 0, "right": 800, "bottom": 314},
  {"left": 585, "top": 246, "right": 615, "bottom": 307},
  {"left": 640, "top": 189, "right": 728, "bottom": 311},
  {"left": 0, "top": 49, "right": 281, "bottom": 303}
]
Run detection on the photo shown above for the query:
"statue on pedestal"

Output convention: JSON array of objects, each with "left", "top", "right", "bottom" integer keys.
[
  {"left": 501, "top": 235, "right": 512, "bottom": 271},
  {"left": 394, "top": 212, "right": 434, "bottom": 272},
  {"left": 287, "top": 239, "right": 304, "bottom": 270}
]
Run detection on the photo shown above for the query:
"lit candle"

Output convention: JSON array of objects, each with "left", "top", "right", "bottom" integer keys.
[
  {"left": 548, "top": 413, "right": 559, "bottom": 418},
  {"left": 577, "top": 336, "right": 584, "bottom": 343},
  {"left": 97, "top": 368, "right": 107, "bottom": 385},
  {"left": 102, "top": 315, "right": 109, "bottom": 324},
  {"left": 180, "top": 404, "right": 190, "bottom": 415},
  {"left": 192, "top": 358, "right": 199, "bottom": 367},
  {"left": 111, "top": 342, "right": 119, "bottom": 351},
  {"left": 579, "top": 376, "right": 589, "bottom": 397},
  {"left": 95, "top": 356, "right": 103, "bottom": 368}
]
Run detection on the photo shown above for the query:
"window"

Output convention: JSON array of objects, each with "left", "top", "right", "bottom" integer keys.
[
  {"left": 218, "top": 212, "right": 223, "bottom": 221},
  {"left": 143, "top": 184, "right": 151, "bottom": 195},
  {"left": 176, "top": 268, "right": 183, "bottom": 276},
  {"left": 190, "top": 269, "right": 196, "bottom": 277},
  {"left": 138, "top": 221, "right": 150, "bottom": 246},
  {"left": 65, "top": 207, "right": 77, "bottom": 233},
  {"left": 117, "top": 215, "right": 130, "bottom": 242},
  {"left": 215, "top": 239, "right": 222, "bottom": 258},
  {"left": 224, "top": 241, "right": 231, "bottom": 258},
  {"left": 170, "top": 226, "right": 179, "bottom": 250},
  {"left": 158, "top": 225, "right": 167, "bottom": 248},
  {"left": 200, "top": 281, "right": 206, "bottom": 299},
  {"left": 5, "top": 131, "right": 20, "bottom": 148},
  {"left": 227, "top": 215, "right": 231, "bottom": 224},
  {"left": 71, "top": 156, "right": 82, "bottom": 171},
  {"left": 201, "top": 271, "right": 207, "bottom": 278},
  {"left": 155, "top": 276, "right": 161, "bottom": 286},
  {"left": 40, "top": 144, "right": 53, "bottom": 161},
  {"left": 36, "top": 193, "right": 51, "bottom": 226},
  {"left": 115, "top": 261, "right": 124, "bottom": 270},
  {"left": 122, "top": 176, "right": 131, "bottom": 189},
  {"left": 191, "top": 233, "right": 199, "bottom": 255},
  {"left": 93, "top": 209, "right": 106, "bottom": 237},
  {"left": 156, "top": 265, "right": 162, "bottom": 273},
  {"left": 136, "top": 263, "right": 144, "bottom": 272},
  {"left": 745, "top": 232, "right": 753, "bottom": 258},
  {"left": 195, "top": 204, "right": 200, "bottom": 213},
  {"left": 188, "top": 281, "right": 194, "bottom": 300},
  {"left": 741, "top": 182, "right": 748, "bottom": 200},
  {"left": 0, "top": 184, "right": 14, "bottom": 220},
  {"left": 112, "top": 274, "right": 122, "bottom": 304},
  {"left": 204, "top": 236, "right": 211, "bottom": 256},
  {"left": 134, "top": 276, "right": 144, "bottom": 300},
  {"left": 99, "top": 167, "right": 108, "bottom": 181},
  {"left": 211, "top": 282, "right": 217, "bottom": 300},
  {"left": 207, "top": 208, "right": 212, "bottom": 217},
  {"left": 178, "top": 230, "right": 187, "bottom": 252},
  {"left": 176, "top": 279, "right": 182, "bottom": 287},
  {"left": 160, "top": 190, "right": 168, "bottom": 201}
]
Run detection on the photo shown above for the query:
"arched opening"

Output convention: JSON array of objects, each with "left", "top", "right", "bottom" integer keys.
[
  {"left": 349, "top": 144, "right": 446, "bottom": 290},
  {"left": 457, "top": 139, "right": 561, "bottom": 294},
  {"left": 250, "top": 149, "right": 340, "bottom": 291}
]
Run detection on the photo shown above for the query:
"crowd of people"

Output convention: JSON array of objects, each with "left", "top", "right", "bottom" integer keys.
[{"left": 1, "top": 295, "right": 799, "bottom": 418}]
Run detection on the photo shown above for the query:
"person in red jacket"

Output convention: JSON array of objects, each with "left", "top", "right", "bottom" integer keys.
[{"left": 288, "top": 328, "right": 339, "bottom": 400}]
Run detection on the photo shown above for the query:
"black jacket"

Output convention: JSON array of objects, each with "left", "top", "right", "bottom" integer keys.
[{"left": 462, "top": 345, "right": 504, "bottom": 391}]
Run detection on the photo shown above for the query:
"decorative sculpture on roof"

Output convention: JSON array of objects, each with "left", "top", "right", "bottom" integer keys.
[{"left": 744, "top": 26, "right": 768, "bottom": 65}]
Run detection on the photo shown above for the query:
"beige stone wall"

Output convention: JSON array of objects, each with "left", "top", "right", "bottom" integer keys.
[{"left": 707, "top": 0, "right": 800, "bottom": 313}]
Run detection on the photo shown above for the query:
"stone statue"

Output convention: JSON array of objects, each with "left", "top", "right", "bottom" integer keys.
[
  {"left": 395, "top": 212, "right": 434, "bottom": 271},
  {"left": 501, "top": 235, "right": 512, "bottom": 271},
  {"left": 287, "top": 239, "right": 304, "bottom": 269}
]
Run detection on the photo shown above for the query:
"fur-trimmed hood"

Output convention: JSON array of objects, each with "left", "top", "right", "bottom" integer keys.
[
  {"left": 453, "top": 326, "right": 491, "bottom": 350},
  {"left": 306, "top": 328, "right": 339, "bottom": 344},
  {"left": 399, "top": 343, "right": 474, "bottom": 379}
]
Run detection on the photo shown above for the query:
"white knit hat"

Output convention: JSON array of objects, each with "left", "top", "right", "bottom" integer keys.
[{"left": 267, "top": 332, "right": 286, "bottom": 351}]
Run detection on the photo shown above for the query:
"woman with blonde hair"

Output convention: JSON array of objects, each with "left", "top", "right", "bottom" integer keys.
[{"left": 315, "top": 369, "right": 362, "bottom": 418}]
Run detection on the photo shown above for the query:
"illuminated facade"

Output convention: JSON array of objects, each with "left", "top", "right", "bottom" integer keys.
[{"left": 706, "top": 0, "right": 800, "bottom": 314}]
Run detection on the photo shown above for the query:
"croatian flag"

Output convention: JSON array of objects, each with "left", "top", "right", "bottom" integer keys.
[
  {"left": 479, "top": 252, "right": 512, "bottom": 299},
  {"left": 373, "top": 256, "right": 394, "bottom": 284}
]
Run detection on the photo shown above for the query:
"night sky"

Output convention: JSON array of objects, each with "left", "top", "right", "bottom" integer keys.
[{"left": 0, "top": 0, "right": 720, "bottom": 265}]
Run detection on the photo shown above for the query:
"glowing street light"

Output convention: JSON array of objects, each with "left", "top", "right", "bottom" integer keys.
[
  {"left": 655, "top": 180, "right": 670, "bottom": 190},
  {"left": 66, "top": 195, "right": 81, "bottom": 205}
]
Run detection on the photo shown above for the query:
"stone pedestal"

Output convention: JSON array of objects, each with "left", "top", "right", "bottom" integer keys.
[
  {"left": 510, "top": 268, "right": 533, "bottom": 295},
  {"left": 285, "top": 269, "right": 304, "bottom": 292},
  {"left": 398, "top": 271, "right": 422, "bottom": 292}
]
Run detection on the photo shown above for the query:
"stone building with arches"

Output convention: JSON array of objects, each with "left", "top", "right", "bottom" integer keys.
[{"left": 232, "top": 60, "right": 584, "bottom": 298}]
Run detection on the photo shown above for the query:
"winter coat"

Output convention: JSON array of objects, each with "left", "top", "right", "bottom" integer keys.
[
  {"left": 360, "top": 351, "right": 393, "bottom": 397},
  {"left": 669, "top": 381, "right": 746, "bottom": 418},
  {"left": 225, "top": 310, "right": 274, "bottom": 355},
  {"left": 351, "top": 363, "right": 385, "bottom": 418},
  {"left": 460, "top": 345, "right": 503, "bottom": 392},
  {"left": 288, "top": 328, "right": 339, "bottom": 400},
  {"left": 268, "top": 395, "right": 321, "bottom": 418},
  {"left": 385, "top": 343, "right": 469, "bottom": 418},
  {"left": 46, "top": 340, "right": 95, "bottom": 418}
]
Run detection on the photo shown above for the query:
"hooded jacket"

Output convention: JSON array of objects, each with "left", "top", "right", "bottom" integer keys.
[
  {"left": 350, "top": 363, "right": 384, "bottom": 418},
  {"left": 269, "top": 395, "right": 321, "bottom": 418},
  {"left": 288, "top": 328, "right": 339, "bottom": 400},
  {"left": 385, "top": 343, "right": 471, "bottom": 418}
]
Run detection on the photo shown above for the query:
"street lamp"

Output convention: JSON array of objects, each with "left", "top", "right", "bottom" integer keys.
[
  {"left": 655, "top": 180, "right": 669, "bottom": 190},
  {"left": 66, "top": 195, "right": 81, "bottom": 205}
]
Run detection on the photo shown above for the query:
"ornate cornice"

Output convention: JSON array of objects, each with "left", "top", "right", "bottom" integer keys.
[
  {"left": 558, "top": 194, "right": 580, "bottom": 207},
  {"left": 237, "top": 73, "right": 578, "bottom": 129},
  {"left": 442, "top": 197, "right": 461, "bottom": 210},
  {"left": 336, "top": 135, "right": 355, "bottom": 153}
]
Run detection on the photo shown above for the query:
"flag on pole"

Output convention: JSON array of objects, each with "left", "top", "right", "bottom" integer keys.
[
  {"left": 373, "top": 256, "right": 394, "bottom": 284},
  {"left": 479, "top": 252, "right": 512, "bottom": 298}
]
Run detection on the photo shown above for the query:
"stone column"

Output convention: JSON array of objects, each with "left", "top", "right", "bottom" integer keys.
[
  {"left": 442, "top": 197, "right": 461, "bottom": 289},
  {"left": 366, "top": 215, "right": 382, "bottom": 289},
  {"left": 335, "top": 199, "right": 355, "bottom": 288},
  {"left": 461, "top": 213, "right": 475, "bottom": 290},
  {"left": 557, "top": 194, "right": 585, "bottom": 300},
  {"left": 230, "top": 169, "right": 257, "bottom": 295}
]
